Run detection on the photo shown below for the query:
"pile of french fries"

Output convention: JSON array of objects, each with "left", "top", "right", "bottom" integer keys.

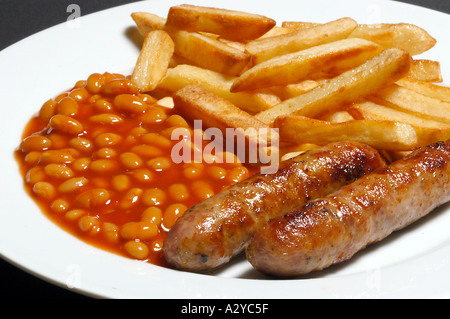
[{"left": 130, "top": 4, "right": 450, "bottom": 163}]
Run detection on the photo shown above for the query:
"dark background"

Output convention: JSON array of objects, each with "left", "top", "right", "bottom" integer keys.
[{"left": 0, "top": 0, "right": 449, "bottom": 299}]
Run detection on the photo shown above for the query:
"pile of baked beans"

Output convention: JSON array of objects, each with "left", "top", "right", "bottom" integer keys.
[{"left": 16, "top": 72, "right": 252, "bottom": 266}]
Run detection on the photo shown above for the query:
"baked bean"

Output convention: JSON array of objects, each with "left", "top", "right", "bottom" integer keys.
[
  {"left": 141, "top": 207, "right": 162, "bottom": 224},
  {"left": 93, "top": 147, "right": 117, "bottom": 159},
  {"left": 33, "top": 181, "right": 56, "bottom": 199},
  {"left": 49, "top": 114, "right": 84, "bottom": 135},
  {"left": 39, "top": 150, "right": 74, "bottom": 164},
  {"left": 44, "top": 163, "right": 74, "bottom": 179},
  {"left": 50, "top": 198, "right": 70, "bottom": 214},
  {"left": 58, "top": 177, "right": 88, "bottom": 193},
  {"left": 207, "top": 166, "right": 227, "bottom": 180},
  {"left": 138, "top": 93, "right": 157, "bottom": 104},
  {"left": 166, "top": 114, "right": 189, "bottom": 128},
  {"left": 47, "top": 132, "right": 69, "bottom": 149},
  {"left": 191, "top": 181, "right": 214, "bottom": 200},
  {"left": 24, "top": 151, "right": 42, "bottom": 166},
  {"left": 72, "top": 157, "right": 91, "bottom": 172},
  {"left": 112, "top": 174, "right": 130, "bottom": 192},
  {"left": 114, "top": 94, "right": 147, "bottom": 114},
  {"left": 130, "top": 144, "right": 162, "bottom": 159},
  {"left": 183, "top": 163, "right": 204, "bottom": 179},
  {"left": 101, "top": 79, "right": 139, "bottom": 96},
  {"left": 102, "top": 222, "right": 119, "bottom": 244},
  {"left": 131, "top": 168, "right": 154, "bottom": 183},
  {"left": 138, "top": 107, "right": 167, "bottom": 124},
  {"left": 25, "top": 167, "right": 46, "bottom": 184},
  {"left": 38, "top": 99, "right": 57, "bottom": 122},
  {"left": 94, "top": 99, "right": 113, "bottom": 112},
  {"left": 168, "top": 184, "right": 189, "bottom": 202},
  {"left": 146, "top": 157, "right": 171, "bottom": 171},
  {"left": 86, "top": 73, "right": 105, "bottom": 94},
  {"left": 57, "top": 97, "right": 79, "bottom": 116},
  {"left": 124, "top": 240, "right": 149, "bottom": 260},
  {"left": 69, "top": 137, "right": 93, "bottom": 153},
  {"left": 69, "top": 87, "right": 90, "bottom": 102},
  {"left": 64, "top": 209, "right": 86, "bottom": 221},
  {"left": 78, "top": 215, "right": 100, "bottom": 234},
  {"left": 20, "top": 135, "right": 52, "bottom": 152},
  {"left": 226, "top": 166, "right": 250, "bottom": 183},
  {"left": 75, "top": 188, "right": 110, "bottom": 208},
  {"left": 119, "top": 187, "right": 143, "bottom": 209},
  {"left": 142, "top": 188, "right": 167, "bottom": 206},
  {"left": 89, "top": 113, "right": 124, "bottom": 125},
  {"left": 90, "top": 159, "right": 119, "bottom": 173},
  {"left": 140, "top": 133, "right": 172, "bottom": 149},
  {"left": 95, "top": 133, "right": 122, "bottom": 147},
  {"left": 121, "top": 221, "right": 158, "bottom": 241},
  {"left": 120, "top": 152, "right": 143, "bottom": 169},
  {"left": 163, "top": 203, "right": 188, "bottom": 229}
]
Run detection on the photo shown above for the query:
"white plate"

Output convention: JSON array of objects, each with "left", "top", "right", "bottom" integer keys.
[{"left": 1, "top": 0, "right": 450, "bottom": 299}]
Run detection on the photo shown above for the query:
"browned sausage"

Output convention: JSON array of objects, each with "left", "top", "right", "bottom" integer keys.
[
  {"left": 246, "top": 141, "right": 450, "bottom": 277},
  {"left": 163, "top": 141, "right": 385, "bottom": 271}
]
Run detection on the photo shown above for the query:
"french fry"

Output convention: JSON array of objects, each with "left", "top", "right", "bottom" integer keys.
[
  {"left": 405, "top": 59, "right": 443, "bottom": 82},
  {"left": 257, "top": 26, "right": 295, "bottom": 39},
  {"left": 370, "top": 84, "right": 450, "bottom": 123},
  {"left": 274, "top": 115, "right": 419, "bottom": 151},
  {"left": 131, "top": 11, "right": 251, "bottom": 76},
  {"left": 348, "top": 23, "right": 436, "bottom": 55},
  {"left": 281, "top": 21, "right": 320, "bottom": 29},
  {"left": 245, "top": 17, "right": 358, "bottom": 65},
  {"left": 157, "top": 64, "right": 281, "bottom": 113},
  {"left": 267, "top": 80, "right": 321, "bottom": 100},
  {"left": 131, "top": 30, "right": 175, "bottom": 92},
  {"left": 165, "top": 4, "right": 276, "bottom": 42},
  {"left": 349, "top": 101, "right": 450, "bottom": 146},
  {"left": 231, "top": 38, "right": 383, "bottom": 92},
  {"left": 169, "top": 30, "right": 251, "bottom": 76},
  {"left": 349, "top": 100, "right": 450, "bottom": 129},
  {"left": 131, "top": 12, "right": 166, "bottom": 35},
  {"left": 172, "top": 84, "right": 279, "bottom": 147},
  {"left": 255, "top": 48, "right": 411, "bottom": 125},
  {"left": 397, "top": 78, "right": 450, "bottom": 102}
]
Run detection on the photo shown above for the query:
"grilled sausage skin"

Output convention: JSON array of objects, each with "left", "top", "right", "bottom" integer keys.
[
  {"left": 163, "top": 141, "right": 385, "bottom": 271},
  {"left": 246, "top": 141, "right": 450, "bottom": 277}
]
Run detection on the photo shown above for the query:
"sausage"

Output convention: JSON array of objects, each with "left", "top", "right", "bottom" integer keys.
[
  {"left": 163, "top": 141, "right": 385, "bottom": 271},
  {"left": 246, "top": 141, "right": 450, "bottom": 277}
]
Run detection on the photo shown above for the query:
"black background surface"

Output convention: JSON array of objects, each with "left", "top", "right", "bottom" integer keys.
[{"left": 0, "top": 0, "right": 449, "bottom": 299}]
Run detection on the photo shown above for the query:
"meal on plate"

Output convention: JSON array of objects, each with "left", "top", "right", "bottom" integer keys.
[{"left": 15, "top": 4, "right": 450, "bottom": 277}]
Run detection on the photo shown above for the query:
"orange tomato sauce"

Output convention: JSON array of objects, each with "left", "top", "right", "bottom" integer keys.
[{"left": 15, "top": 72, "right": 255, "bottom": 267}]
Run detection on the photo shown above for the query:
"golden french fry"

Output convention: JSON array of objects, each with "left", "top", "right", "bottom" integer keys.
[
  {"left": 281, "top": 21, "right": 320, "bottom": 29},
  {"left": 257, "top": 26, "right": 295, "bottom": 39},
  {"left": 349, "top": 100, "right": 450, "bottom": 129},
  {"left": 231, "top": 38, "right": 383, "bottom": 92},
  {"left": 131, "top": 12, "right": 166, "bottom": 35},
  {"left": 169, "top": 30, "right": 251, "bottom": 76},
  {"left": 349, "top": 23, "right": 436, "bottom": 55},
  {"left": 131, "top": 30, "right": 175, "bottom": 92},
  {"left": 165, "top": 4, "right": 276, "bottom": 42},
  {"left": 245, "top": 17, "right": 358, "bottom": 65},
  {"left": 157, "top": 64, "right": 280, "bottom": 113},
  {"left": 397, "top": 78, "right": 450, "bottom": 102},
  {"left": 322, "top": 110, "right": 355, "bottom": 123},
  {"left": 267, "top": 80, "right": 321, "bottom": 100},
  {"left": 370, "top": 84, "right": 450, "bottom": 123},
  {"left": 405, "top": 59, "right": 443, "bottom": 82},
  {"left": 349, "top": 102, "right": 450, "bottom": 146},
  {"left": 172, "top": 84, "right": 279, "bottom": 147},
  {"left": 255, "top": 48, "right": 411, "bottom": 125},
  {"left": 274, "top": 115, "right": 419, "bottom": 151}
]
